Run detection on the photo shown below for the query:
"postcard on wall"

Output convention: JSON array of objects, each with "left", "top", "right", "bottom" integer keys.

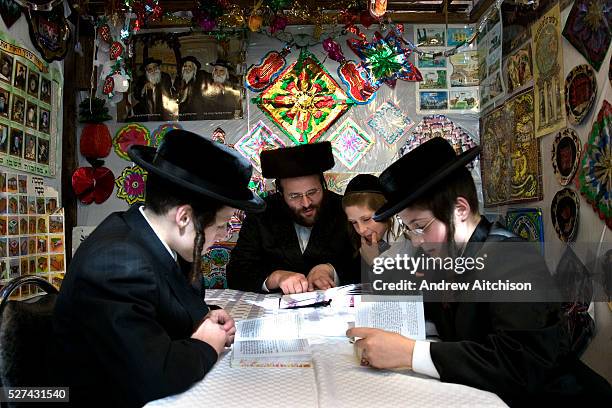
[
  {"left": 531, "top": 3, "right": 565, "bottom": 138},
  {"left": 479, "top": 5, "right": 506, "bottom": 111},
  {"left": 117, "top": 31, "right": 246, "bottom": 122},
  {"left": 503, "top": 41, "right": 533, "bottom": 97},
  {"left": 415, "top": 26, "right": 446, "bottom": 47}
]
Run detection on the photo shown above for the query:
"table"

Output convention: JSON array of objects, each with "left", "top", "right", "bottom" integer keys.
[{"left": 146, "top": 290, "right": 507, "bottom": 408}]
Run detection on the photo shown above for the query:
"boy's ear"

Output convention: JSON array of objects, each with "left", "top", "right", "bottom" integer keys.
[
  {"left": 175, "top": 204, "right": 193, "bottom": 228},
  {"left": 454, "top": 197, "right": 471, "bottom": 222}
]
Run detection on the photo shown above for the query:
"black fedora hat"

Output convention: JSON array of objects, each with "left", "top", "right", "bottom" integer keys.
[
  {"left": 344, "top": 174, "right": 383, "bottom": 195},
  {"left": 209, "top": 59, "right": 233, "bottom": 70},
  {"left": 260, "top": 142, "right": 334, "bottom": 179},
  {"left": 373, "top": 137, "right": 481, "bottom": 221},
  {"left": 140, "top": 58, "right": 162, "bottom": 71},
  {"left": 181, "top": 56, "right": 201, "bottom": 70},
  {"left": 128, "top": 129, "right": 266, "bottom": 213}
]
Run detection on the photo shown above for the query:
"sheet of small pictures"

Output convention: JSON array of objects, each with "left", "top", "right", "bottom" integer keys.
[
  {"left": 415, "top": 25, "right": 480, "bottom": 114},
  {"left": 0, "top": 172, "right": 65, "bottom": 300},
  {"left": 478, "top": 5, "right": 506, "bottom": 112},
  {"left": 0, "top": 33, "right": 57, "bottom": 177}
]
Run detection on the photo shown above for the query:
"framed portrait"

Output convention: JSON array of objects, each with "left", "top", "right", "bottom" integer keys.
[
  {"left": 37, "top": 138, "right": 49, "bottom": 164},
  {"left": 11, "top": 94, "right": 25, "bottom": 124},
  {"left": 25, "top": 101, "right": 38, "bottom": 130},
  {"left": 0, "top": 124, "right": 8, "bottom": 153},
  {"left": 39, "top": 108, "right": 50, "bottom": 133},
  {"left": 13, "top": 61, "right": 27, "bottom": 90},
  {"left": 40, "top": 77, "right": 51, "bottom": 104},
  {"left": 0, "top": 87, "right": 9, "bottom": 118},
  {"left": 24, "top": 133, "right": 37, "bottom": 162},
  {"left": 0, "top": 52, "right": 14, "bottom": 83},
  {"left": 27, "top": 70, "right": 40, "bottom": 98},
  {"left": 9, "top": 128, "right": 23, "bottom": 158},
  {"left": 117, "top": 30, "right": 246, "bottom": 122}
]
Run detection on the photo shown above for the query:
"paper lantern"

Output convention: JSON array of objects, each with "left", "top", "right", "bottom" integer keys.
[
  {"left": 80, "top": 123, "right": 112, "bottom": 159},
  {"left": 72, "top": 167, "right": 115, "bottom": 204}
]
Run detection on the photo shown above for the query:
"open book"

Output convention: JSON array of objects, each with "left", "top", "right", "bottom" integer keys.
[
  {"left": 279, "top": 284, "right": 362, "bottom": 309},
  {"left": 354, "top": 296, "right": 426, "bottom": 340},
  {"left": 231, "top": 314, "right": 312, "bottom": 368}
]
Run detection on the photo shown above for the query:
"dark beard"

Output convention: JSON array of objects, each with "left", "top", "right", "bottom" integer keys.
[{"left": 285, "top": 198, "right": 323, "bottom": 227}]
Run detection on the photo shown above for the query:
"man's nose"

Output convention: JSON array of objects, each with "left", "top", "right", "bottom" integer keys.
[{"left": 300, "top": 195, "right": 312, "bottom": 207}]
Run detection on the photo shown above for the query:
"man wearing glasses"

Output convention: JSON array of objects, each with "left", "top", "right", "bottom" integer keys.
[{"left": 227, "top": 142, "right": 359, "bottom": 294}]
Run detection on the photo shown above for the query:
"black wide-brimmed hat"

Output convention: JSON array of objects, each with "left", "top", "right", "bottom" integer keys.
[
  {"left": 344, "top": 174, "right": 384, "bottom": 195},
  {"left": 181, "top": 56, "right": 201, "bottom": 70},
  {"left": 128, "top": 129, "right": 266, "bottom": 213},
  {"left": 209, "top": 59, "right": 233, "bottom": 71},
  {"left": 140, "top": 58, "right": 162, "bottom": 70},
  {"left": 260, "top": 142, "right": 334, "bottom": 179},
  {"left": 373, "top": 137, "right": 481, "bottom": 221}
]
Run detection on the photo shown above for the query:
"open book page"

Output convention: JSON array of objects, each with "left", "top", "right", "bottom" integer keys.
[
  {"left": 235, "top": 313, "right": 302, "bottom": 340},
  {"left": 355, "top": 296, "right": 426, "bottom": 340}
]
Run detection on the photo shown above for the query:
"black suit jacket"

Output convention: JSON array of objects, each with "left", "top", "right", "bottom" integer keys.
[
  {"left": 426, "top": 219, "right": 611, "bottom": 406},
  {"left": 53, "top": 206, "right": 218, "bottom": 407},
  {"left": 226, "top": 191, "right": 359, "bottom": 293}
]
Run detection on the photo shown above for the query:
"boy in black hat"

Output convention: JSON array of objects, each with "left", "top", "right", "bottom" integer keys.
[
  {"left": 227, "top": 142, "right": 359, "bottom": 294},
  {"left": 347, "top": 137, "right": 611, "bottom": 405},
  {"left": 54, "top": 130, "right": 265, "bottom": 406}
]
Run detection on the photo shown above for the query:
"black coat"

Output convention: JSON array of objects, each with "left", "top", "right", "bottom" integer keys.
[
  {"left": 426, "top": 218, "right": 611, "bottom": 406},
  {"left": 53, "top": 206, "right": 218, "bottom": 407},
  {"left": 226, "top": 191, "right": 359, "bottom": 293}
]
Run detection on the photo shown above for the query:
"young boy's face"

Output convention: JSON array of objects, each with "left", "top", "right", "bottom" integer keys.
[{"left": 398, "top": 207, "right": 447, "bottom": 257}]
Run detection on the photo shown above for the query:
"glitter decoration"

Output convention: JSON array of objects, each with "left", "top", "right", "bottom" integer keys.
[
  {"left": 114, "top": 123, "right": 151, "bottom": 161},
  {"left": 367, "top": 101, "right": 414, "bottom": 145},
  {"left": 327, "top": 118, "right": 374, "bottom": 169},
  {"left": 235, "top": 121, "right": 286, "bottom": 172}
]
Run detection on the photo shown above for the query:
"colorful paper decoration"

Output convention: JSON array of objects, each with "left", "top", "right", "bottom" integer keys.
[
  {"left": 367, "top": 101, "right": 414, "bottom": 145},
  {"left": 551, "top": 188, "right": 580, "bottom": 242},
  {"left": 327, "top": 118, "right": 374, "bottom": 170},
  {"left": 506, "top": 207, "right": 545, "bottom": 254},
  {"left": 245, "top": 47, "right": 291, "bottom": 92},
  {"left": 532, "top": 4, "right": 566, "bottom": 138},
  {"left": 248, "top": 174, "right": 268, "bottom": 198},
  {"left": 562, "top": 0, "right": 612, "bottom": 71},
  {"left": 253, "top": 49, "right": 353, "bottom": 144},
  {"left": 399, "top": 115, "right": 477, "bottom": 167},
  {"left": 151, "top": 123, "right": 183, "bottom": 147},
  {"left": 80, "top": 124, "right": 112, "bottom": 159},
  {"left": 228, "top": 211, "right": 245, "bottom": 236},
  {"left": 577, "top": 101, "right": 612, "bottom": 229},
  {"left": 115, "top": 165, "right": 148, "bottom": 205},
  {"left": 338, "top": 60, "right": 378, "bottom": 104},
  {"left": 347, "top": 30, "right": 422, "bottom": 89},
  {"left": 481, "top": 89, "right": 543, "bottom": 207},
  {"left": 552, "top": 128, "right": 582, "bottom": 186},
  {"left": 565, "top": 64, "right": 597, "bottom": 125},
  {"left": 114, "top": 123, "right": 151, "bottom": 160},
  {"left": 0, "top": 1, "right": 22, "bottom": 29},
  {"left": 201, "top": 242, "right": 236, "bottom": 289},
  {"left": 72, "top": 167, "right": 115, "bottom": 205},
  {"left": 235, "top": 121, "right": 286, "bottom": 172}
]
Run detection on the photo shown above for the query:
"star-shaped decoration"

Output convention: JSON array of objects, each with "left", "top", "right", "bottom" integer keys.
[
  {"left": 347, "top": 30, "right": 422, "bottom": 89},
  {"left": 235, "top": 121, "right": 286, "bottom": 172},
  {"left": 327, "top": 118, "right": 374, "bottom": 169},
  {"left": 253, "top": 49, "right": 354, "bottom": 145}
]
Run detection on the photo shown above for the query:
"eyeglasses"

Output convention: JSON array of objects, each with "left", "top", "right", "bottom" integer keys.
[
  {"left": 402, "top": 217, "right": 436, "bottom": 237},
  {"left": 287, "top": 188, "right": 321, "bottom": 201}
]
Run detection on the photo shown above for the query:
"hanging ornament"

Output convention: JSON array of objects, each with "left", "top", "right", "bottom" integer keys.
[
  {"left": 72, "top": 167, "right": 115, "bottom": 205},
  {"left": 97, "top": 24, "right": 112, "bottom": 44},
  {"left": 245, "top": 45, "right": 292, "bottom": 92},
  {"left": 80, "top": 124, "right": 112, "bottom": 159},
  {"left": 112, "top": 73, "right": 130, "bottom": 93},
  {"left": 270, "top": 15, "right": 288, "bottom": 34},
  {"left": 102, "top": 76, "right": 115, "bottom": 96},
  {"left": 359, "top": 10, "right": 377, "bottom": 28},
  {"left": 115, "top": 165, "right": 148, "bottom": 205},
  {"left": 109, "top": 41, "right": 124, "bottom": 60},
  {"left": 369, "top": 0, "right": 388, "bottom": 18},
  {"left": 323, "top": 38, "right": 345, "bottom": 62}
]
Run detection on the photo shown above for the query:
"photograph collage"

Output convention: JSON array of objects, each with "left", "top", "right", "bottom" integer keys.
[
  {"left": 0, "top": 47, "right": 53, "bottom": 176},
  {"left": 0, "top": 172, "right": 64, "bottom": 299}
]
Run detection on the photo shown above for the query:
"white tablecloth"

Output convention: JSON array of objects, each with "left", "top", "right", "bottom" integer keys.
[{"left": 146, "top": 290, "right": 507, "bottom": 408}]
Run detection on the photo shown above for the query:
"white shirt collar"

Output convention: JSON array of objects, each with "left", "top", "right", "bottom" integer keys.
[{"left": 139, "top": 205, "right": 177, "bottom": 261}]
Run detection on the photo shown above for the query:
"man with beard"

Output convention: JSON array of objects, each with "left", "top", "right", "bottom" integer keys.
[
  {"left": 176, "top": 56, "right": 204, "bottom": 117},
  {"left": 226, "top": 143, "right": 359, "bottom": 294},
  {"left": 133, "top": 58, "right": 172, "bottom": 120},
  {"left": 202, "top": 59, "right": 241, "bottom": 118},
  {"left": 0, "top": 92, "right": 8, "bottom": 117}
]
